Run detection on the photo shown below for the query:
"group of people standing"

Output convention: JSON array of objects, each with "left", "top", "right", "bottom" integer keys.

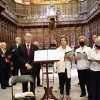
[
  {"left": 0, "top": 33, "right": 42, "bottom": 100},
  {"left": 0, "top": 33, "right": 100, "bottom": 100},
  {"left": 54, "top": 34, "right": 100, "bottom": 100}
]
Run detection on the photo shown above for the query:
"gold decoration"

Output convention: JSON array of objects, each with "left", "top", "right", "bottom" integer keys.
[{"left": 31, "top": 0, "right": 70, "bottom": 4}]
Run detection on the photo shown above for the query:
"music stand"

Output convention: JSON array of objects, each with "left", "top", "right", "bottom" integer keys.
[{"left": 34, "top": 50, "right": 59, "bottom": 100}]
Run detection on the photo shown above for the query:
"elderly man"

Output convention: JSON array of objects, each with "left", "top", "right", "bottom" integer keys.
[
  {"left": 10, "top": 37, "right": 21, "bottom": 78},
  {"left": 33, "top": 41, "right": 42, "bottom": 87},
  {"left": 18, "top": 33, "right": 38, "bottom": 99},
  {"left": 0, "top": 42, "right": 11, "bottom": 89}
]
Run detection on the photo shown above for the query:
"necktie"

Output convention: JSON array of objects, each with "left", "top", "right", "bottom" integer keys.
[
  {"left": 93, "top": 44, "right": 96, "bottom": 48},
  {"left": 27, "top": 44, "right": 30, "bottom": 56}
]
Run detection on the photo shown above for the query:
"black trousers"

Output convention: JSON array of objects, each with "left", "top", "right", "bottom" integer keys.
[
  {"left": 78, "top": 69, "right": 89, "bottom": 95},
  {"left": 36, "top": 67, "right": 40, "bottom": 85},
  {"left": 0, "top": 63, "right": 10, "bottom": 87},
  {"left": 21, "top": 70, "right": 36, "bottom": 94},
  {"left": 58, "top": 73, "right": 60, "bottom": 87},
  {"left": 58, "top": 69, "right": 70, "bottom": 95},
  {"left": 89, "top": 70, "right": 100, "bottom": 100},
  {"left": 13, "top": 63, "right": 20, "bottom": 76}
]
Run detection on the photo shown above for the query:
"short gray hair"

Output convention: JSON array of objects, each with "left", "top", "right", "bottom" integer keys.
[
  {"left": 15, "top": 37, "right": 21, "bottom": 41},
  {"left": 25, "top": 32, "right": 32, "bottom": 36},
  {"left": 0, "top": 42, "right": 6, "bottom": 47}
]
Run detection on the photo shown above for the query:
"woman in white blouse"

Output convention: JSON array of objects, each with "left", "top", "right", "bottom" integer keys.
[
  {"left": 54, "top": 35, "right": 73, "bottom": 100},
  {"left": 88, "top": 36, "right": 100, "bottom": 100},
  {"left": 75, "top": 36, "right": 91, "bottom": 98}
]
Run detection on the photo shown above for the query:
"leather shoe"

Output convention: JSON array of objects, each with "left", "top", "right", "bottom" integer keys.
[
  {"left": 13, "top": 83, "right": 17, "bottom": 85},
  {"left": 80, "top": 94, "right": 86, "bottom": 97},
  {"left": 23, "top": 99, "right": 28, "bottom": 100},
  {"left": 37, "top": 84, "right": 43, "bottom": 87},
  {"left": 59, "top": 96, "right": 63, "bottom": 100},
  {"left": 30, "top": 98, "right": 36, "bottom": 100},
  {"left": 6, "top": 85, "right": 11, "bottom": 87},
  {"left": 1, "top": 86, "right": 6, "bottom": 89}
]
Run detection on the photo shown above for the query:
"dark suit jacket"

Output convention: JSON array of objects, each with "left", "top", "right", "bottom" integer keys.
[
  {"left": 89, "top": 43, "right": 93, "bottom": 48},
  {"left": 0, "top": 49, "right": 7, "bottom": 70},
  {"left": 10, "top": 44, "right": 20, "bottom": 64},
  {"left": 18, "top": 43, "right": 38, "bottom": 73}
]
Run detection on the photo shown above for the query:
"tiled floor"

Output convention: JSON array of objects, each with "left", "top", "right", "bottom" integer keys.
[{"left": 0, "top": 64, "right": 89, "bottom": 100}]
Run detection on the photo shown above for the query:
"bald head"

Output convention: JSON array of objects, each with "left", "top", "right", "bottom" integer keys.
[
  {"left": 33, "top": 41, "right": 39, "bottom": 47},
  {"left": 0, "top": 42, "right": 6, "bottom": 50},
  {"left": 15, "top": 37, "right": 21, "bottom": 44}
]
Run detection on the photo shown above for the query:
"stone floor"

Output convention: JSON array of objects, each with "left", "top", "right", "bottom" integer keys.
[{"left": 0, "top": 64, "right": 89, "bottom": 100}]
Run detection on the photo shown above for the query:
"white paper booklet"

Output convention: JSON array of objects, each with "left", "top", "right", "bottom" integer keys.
[
  {"left": 25, "top": 92, "right": 34, "bottom": 96},
  {"left": 77, "top": 52, "right": 87, "bottom": 59},
  {"left": 15, "top": 93, "right": 25, "bottom": 98},
  {"left": 15, "top": 92, "right": 34, "bottom": 98},
  {"left": 65, "top": 50, "right": 74, "bottom": 57},
  {"left": 34, "top": 49, "right": 60, "bottom": 62}
]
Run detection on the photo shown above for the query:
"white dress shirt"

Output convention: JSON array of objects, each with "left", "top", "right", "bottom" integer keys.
[
  {"left": 88, "top": 49, "right": 100, "bottom": 71},
  {"left": 54, "top": 45, "right": 72, "bottom": 78},
  {"left": 92, "top": 43, "right": 95, "bottom": 49},
  {"left": 75, "top": 46, "right": 91, "bottom": 70},
  {"left": 16, "top": 44, "right": 19, "bottom": 48},
  {"left": 25, "top": 43, "right": 31, "bottom": 49},
  {"left": 1, "top": 49, "right": 6, "bottom": 53}
]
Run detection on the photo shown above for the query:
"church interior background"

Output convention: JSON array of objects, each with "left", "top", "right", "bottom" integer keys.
[{"left": 0, "top": 0, "right": 100, "bottom": 49}]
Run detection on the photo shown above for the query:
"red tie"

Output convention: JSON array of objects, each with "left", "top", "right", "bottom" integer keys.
[
  {"left": 27, "top": 44, "right": 30, "bottom": 56},
  {"left": 94, "top": 44, "right": 96, "bottom": 48}
]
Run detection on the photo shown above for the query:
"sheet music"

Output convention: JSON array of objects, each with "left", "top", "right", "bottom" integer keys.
[
  {"left": 34, "top": 49, "right": 60, "bottom": 62},
  {"left": 48, "top": 49, "right": 60, "bottom": 61},
  {"left": 77, "top": 52, "right": 87, "bottom": 59},
  {"left": 65, "top": 50, "right": 74, "bottom": 57},
  {"left": 34, "top": 50, "right": 47, "bottom": 61}
]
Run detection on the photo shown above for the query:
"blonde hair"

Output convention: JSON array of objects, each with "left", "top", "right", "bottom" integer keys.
[
  {"left": 78, "top": 36, "right": 88, "bottom": 45},
  {"left": 95, "top": 36, "right": 100, "bottom": 44}
]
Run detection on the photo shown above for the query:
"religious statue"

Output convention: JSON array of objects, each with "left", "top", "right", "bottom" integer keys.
[{"left": 46, "top": 3, "right": 57, "bottom": 16}]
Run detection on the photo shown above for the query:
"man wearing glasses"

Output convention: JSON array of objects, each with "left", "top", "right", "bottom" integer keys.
[{"left": 18, "top": 33, "right": 38, "bottom": 100}]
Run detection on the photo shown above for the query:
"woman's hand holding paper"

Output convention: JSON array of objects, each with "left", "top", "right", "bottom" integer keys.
[
  {"left": 75, "top": 56, "right": 81, "bottom": 60},
  {"left": 84, "top": 55, "right": 88, "bottom": 59},
  {"left": 97, "top": 62, "right": 100, "bottom": 64},
  {"left": 64, "top": 54, "right": 73, "bottom": 61}
]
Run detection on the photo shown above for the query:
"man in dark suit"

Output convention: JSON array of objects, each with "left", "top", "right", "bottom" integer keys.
[
  {"left": 0, "top": 42, "right": 11, "bottom": 89},
  {"left": 18, "top": 33, "right": 38, "bottom": 98},
  {"left": 89, "top": 34, "right": 97, "bottom": 48},
  {"left": 10, "top": 37, "right": 21, "bottom": 78}
]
